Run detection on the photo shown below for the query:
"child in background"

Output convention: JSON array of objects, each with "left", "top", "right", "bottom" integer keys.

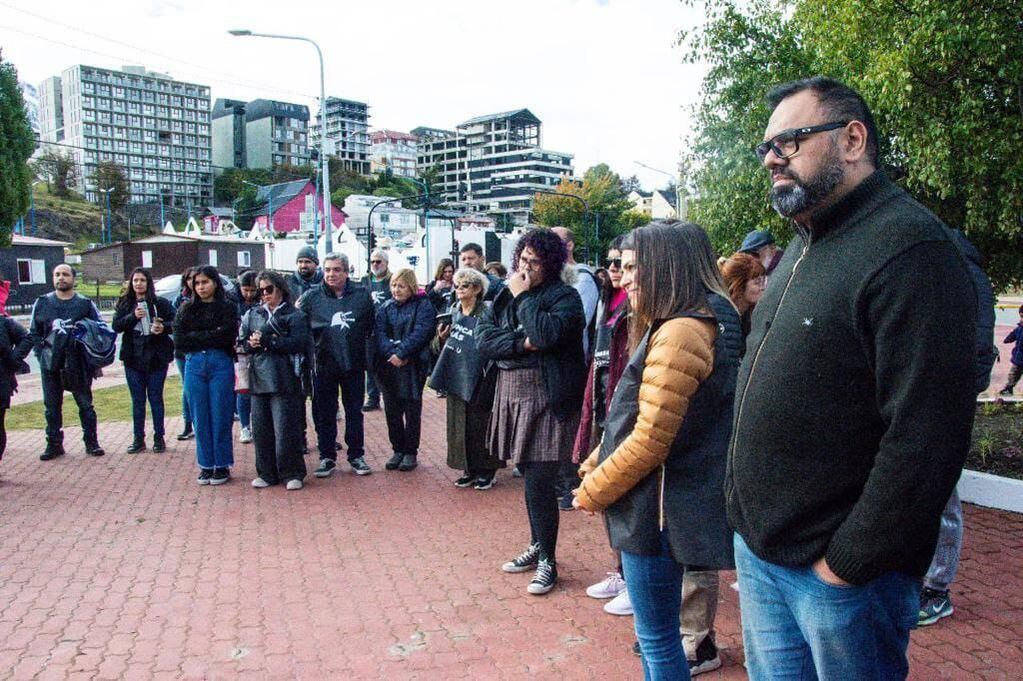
[{"left": 998, "top": 304, "right": 1023, "bottom": 396}]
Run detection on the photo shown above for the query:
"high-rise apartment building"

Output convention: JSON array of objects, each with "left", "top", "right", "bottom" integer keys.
[
  {"left": 212, "top": 98, "right": 310, "bottom": 173},
  {"left": 415, "top": 109, "right": 574, "bottom": 225},
  {"left": 310, "top": 97, "right": 370, "bottom": 174},
  {"left": 42, "top": 64, "right": 212, "bottom": 206},
  {"left": 37, "top": 76, "right": 64, "bottom": 143},
  {"left": 370, "top": 130, "right": 417, "bottom": 178}
]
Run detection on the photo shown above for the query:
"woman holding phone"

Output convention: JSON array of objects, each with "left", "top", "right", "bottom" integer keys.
[{"left": 112, "top": 267, "right": 176, "bottom": 453}]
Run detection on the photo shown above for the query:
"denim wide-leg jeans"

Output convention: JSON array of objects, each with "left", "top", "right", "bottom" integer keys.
[{"left": 184, "top": 350, "right": 235, "bottom": 470}]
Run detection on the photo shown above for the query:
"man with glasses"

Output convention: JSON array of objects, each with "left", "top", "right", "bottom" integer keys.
[
  {"left": 727, "top": 77, "right": 977, "bottom": 678},
  {"left": 296, "top": 253, "right": 375, "bottom": 478},
  {"left": 362, "top": 250, "right": 391, "bottom": 412}
]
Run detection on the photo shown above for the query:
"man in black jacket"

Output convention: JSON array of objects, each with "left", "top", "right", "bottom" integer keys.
[
  {"left": 297, "top": 253, "right": 375, "bottom": 478},
  {"left": 727, "top": 78, "right": 976, "bottom": 679},
  {"left": 29, "top": 264, "right": 106, "bottom": 459},
  {"left": 287, "top": 246, "right": 324, "bottom": 300}
]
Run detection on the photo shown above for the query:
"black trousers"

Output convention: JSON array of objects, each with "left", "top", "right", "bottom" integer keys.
[
  {"left": 40, "top": 369, "right": 98, "bottom": 448},
  {"left": 0, "top": 408, "right": 6, "bottom": 462},
  {"left": 311, "top": 367, "right": 365, "bottom": 461},
  {"left": 382, "top": 392, "right": 423, "bottom": 457},
  {"left": 251, "top": 392, "right": 307, "bottom": 484},
  {"left": 521, "top": 461, "right": 561, "bottom": 564}
]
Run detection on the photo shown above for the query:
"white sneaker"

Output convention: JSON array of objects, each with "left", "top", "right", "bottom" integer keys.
[
  {"left": 586, "top": 571, "right": 627, "bottom": 599},
  {"left": 251, "top": 477, "right": 271, "bottom": 488},
  {"left": 286, "top": 479, "right": 303, "bottom": 490},
  {"left": 239, "top": 427, "right": 253, "bottom": 443},
  {"left": 604, "top": 589, "right": 633, "bottom": 616}
]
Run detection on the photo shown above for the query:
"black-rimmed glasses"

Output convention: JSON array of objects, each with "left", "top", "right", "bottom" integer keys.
[{"left": 755, "top": 121, "right": 848, "bottom": 162}]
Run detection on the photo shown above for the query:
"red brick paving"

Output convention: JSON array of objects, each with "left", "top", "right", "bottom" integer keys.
[{"left": 0, "top": 396, "right": 1021, "bottom": 679}]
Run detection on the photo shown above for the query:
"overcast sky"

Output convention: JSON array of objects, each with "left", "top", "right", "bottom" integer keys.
[{"left": 2, "top": 0, "right": 708, "bottom": 191}]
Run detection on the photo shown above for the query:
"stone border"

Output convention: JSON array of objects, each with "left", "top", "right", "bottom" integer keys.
[{"left": 959, "top": 469, "right": 1023, "bottom": 514}]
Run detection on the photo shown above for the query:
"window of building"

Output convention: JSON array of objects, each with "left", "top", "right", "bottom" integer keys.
[
  {"left": 237, "top": 251, "right": 251, "bottom": 268},
  {"left": 17, "top": 259, "right": 47, "bottom": 285},
  {"left": 208, "top": 249, "right": 218, "bottom": 266},
  {"left": 141, "top": 250, "right": 153, "bottom": 268}
]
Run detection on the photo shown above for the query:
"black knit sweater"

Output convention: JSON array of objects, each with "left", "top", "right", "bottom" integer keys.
[
  {"left": 172, "top": 298, "right": 238, "bottom": 356},
  {"left": 726, "top": 171, "right": 977, "bottom": 585}
]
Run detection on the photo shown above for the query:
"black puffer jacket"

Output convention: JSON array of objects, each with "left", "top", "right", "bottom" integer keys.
[
  {"left": 476, "top": 273, "right": 586, "bottom": 421},
  {"left": 374, "top": 294, "right": 436, "bottom": 400},
  {"left": 112, "top": 297, "right": 176, "bottom": 371},
  {"left": 239, "top": 302, "right": 310, "bottom": 395}
]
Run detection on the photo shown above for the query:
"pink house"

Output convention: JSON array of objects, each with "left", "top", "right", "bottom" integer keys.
[{"left": 252, "top": 180, "right": 346, "bottom": 233}]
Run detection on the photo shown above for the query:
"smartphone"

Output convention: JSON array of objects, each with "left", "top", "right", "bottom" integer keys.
[{"left": 435, "top": 312, "right": 453, "bottom": 327}]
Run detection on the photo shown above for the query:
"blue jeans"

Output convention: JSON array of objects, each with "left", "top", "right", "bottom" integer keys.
[
  {"left": 175, "top": 357, "right": 192, "bottom": 426},
  {"left": 184, "top": 350, "right": 235, "bottom": 470},
  {"left": 236, "top": 392, "right": 251, "bottom": 430},
  {"left": 734, "top": 533, "right": 920, "bottom": 681},
  {"left": 125, "top": 365, "right": 168, "bottom": 440},
  {"left": 621, "top": 530, "right": 690, "bottom": 681},
  {"left": 924, "top": 488, "right": 962, "bottom": 591}
]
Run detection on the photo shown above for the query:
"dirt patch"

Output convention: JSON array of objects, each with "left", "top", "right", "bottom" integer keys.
[{"left": 967, "top": 402, "right": 1023, "bottom": 480}]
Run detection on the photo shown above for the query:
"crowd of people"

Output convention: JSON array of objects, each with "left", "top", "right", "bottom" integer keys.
[{"left": 0, "top": 77, "right": 1000, "bottom": 680}]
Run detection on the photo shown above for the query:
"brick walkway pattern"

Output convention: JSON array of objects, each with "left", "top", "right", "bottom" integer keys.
[{"left": 0, "top": 397, "right": 1021, "bottom": 680}]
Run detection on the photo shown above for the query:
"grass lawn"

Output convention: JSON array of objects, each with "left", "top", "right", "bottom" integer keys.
[
  {"left": 967, "top": 401, "right": 1023, "bottom": 480},
  {"left": 7, "top": 375, "right": 183, "bottom": 431}
]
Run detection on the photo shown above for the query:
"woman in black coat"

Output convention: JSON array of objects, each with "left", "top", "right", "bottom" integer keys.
[
  {"left": 0, "top": 316, "right": 33, "bottom": 465},
  {"left": 238, "top": 271, "right": 310, "bottom": 490},
  {"left": 476, "top": 228, "right": 586, "bottom": 596},
  {"left": 375, "top": 268, "right": 436, "bottom": 472},
  {"left": 112, "top": 267, "right": 176, "bottom": 453}
]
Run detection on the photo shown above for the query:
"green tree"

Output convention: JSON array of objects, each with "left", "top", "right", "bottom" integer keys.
[
  {"left": 680, "top": 0, "right": 1023, "bottom": 289},
  {"left": 91, "top": 161, "right": 130, "bottom": 215},
  {"left": 0, "top": 53, "right": 34, "bottom": 246}
]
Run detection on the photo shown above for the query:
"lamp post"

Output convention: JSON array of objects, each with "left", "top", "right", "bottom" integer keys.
[
  {"left": 97, "top": 187, "right": 114, "bottom": 244},
  {"left": 634, "top": 160, "right": 683, "bottom": 219},
  {"left": 365, "top": 192, "right": 431, "bottom": 278},
  {"left": 493, "top": 183, "right": 592, "bottom": 262},
  {"left": 230, "top": 29, "right": 332, "bottom": 253}
]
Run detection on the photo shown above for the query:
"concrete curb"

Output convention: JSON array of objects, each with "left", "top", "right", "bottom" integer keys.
[{"left": 959, "top": 469, "right": 1023, "bottom": 514}]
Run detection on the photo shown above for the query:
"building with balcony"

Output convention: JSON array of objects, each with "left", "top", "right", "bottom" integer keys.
[
  {"left": 370, "top": 130, "right": 417, "bottom": 178},
  {"left": 415, "top": 109, "right": 574, "bottom": 226},
  {"left": 37, "top": 76, "right": 64, "bottom": 143},
  {"left": 310, "top": 97, "right": 370, "bottom": 174},
  {"left": 212, "top": 98, "right": 310, "bottom": 172},
  {"left": 40, "top": 64, "right": 212, "bottom": 208}
]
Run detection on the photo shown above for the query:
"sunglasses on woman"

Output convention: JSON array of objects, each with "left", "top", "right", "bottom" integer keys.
[
  {"left": 259, "top": 285, "right": 276, "bottom": 295},
  {"left": 605, "top": 258, "right": 622, "bottom": 269}
]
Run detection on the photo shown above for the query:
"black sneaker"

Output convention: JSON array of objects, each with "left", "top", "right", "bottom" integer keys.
[
  {"left": 385, "top": 452, "right": 404, "bottom": 470},
  {"left": 362, "top": 401, "right": 380, "bottom": 412},
  {"left": 85, "top": 445, "right": 105, "bottom": 457},
  {"left": 314, "top": 459, "right": 337, "bottom": 478},
  {"left": 527, "top": 559, "right": 558, "bottom": 595},
  {"left": 454, "top": 474, "right": 476, "bottom": 488},
  {"left": 209, "top": 467, "right": 230, "bottom": 486},
  {"left": 558, "top": 493, "right": 575, "bottom": 511},
  {"left": 474, "top": 474, "right": 496, "bottom": 491},
  {"left": 197, "top": 468, "right": 213, "bottom": 485},
  {"left": 126, "top": 439, "right": 146, "bottom": 454},
  {"left": 502, "top": 543, "right": 541, "bottom": 573},
  {"left": 918, "top": 587, "right": 954, "bottom": 626},
  {"left": 689, "top": 636, "right": 722, "bottom": 676},
  {"left": 40, "top": 445, "right": 65, "bottom": 461},
  {"left": 349, "top": 457, "right": 372, "bottom": 476},
  {"left": 398, "top": 454, "right": 418, "bottom": 471},
  {"left": 176, "top": 426, "right": 194, "bottom": 441},
  {"left": 152, "top": 436, "right": 166, "bottom": 453}
]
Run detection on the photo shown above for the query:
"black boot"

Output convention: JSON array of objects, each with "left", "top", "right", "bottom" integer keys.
[
  {"left": 127, "top": 438, "right": 146, "bottom": 454},
  {"left": 40, "top": 443, "right": 65, "bottom": 461},
  {"left": 152, "top": 436, "right": 166, "bottom": 453},
  {"left": 398, "top": 454, "right": 418, "bottom": 471},
  {"left": 85, "top": 442, "right": 105, "bottom": 457},
  {"left": 385, "top": 452, "right": 404, "bottom": 470},
  {"left": 177, "top": 423, "right": 194, "bottom": 441}
]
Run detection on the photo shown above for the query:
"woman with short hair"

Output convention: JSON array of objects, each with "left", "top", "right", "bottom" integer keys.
[
  {"left": 375, "top": 268, "right": 436, "bottom": 472},
  {"left": 484, "top": 261, "right": 507, "bottom": 280},
  {"left": 574, "top": 222, "right": 737, "bottom": 678},
  {"left": 112, "top": 267, "right": 176, "bottom": 453},
  {"left": 173, "top": 266, "right": 239, "bottom": 486},
  {"left": 718, "top": 253, "right": 766, "bottom": 349},
  {"left": 430, "top": 267, "right": 501, "bottom": 490},
  {"left": 477, "top": 228, "right": 586, "bottom": 595},
  {"left": 239, "top": 270, "right": 310, "bottom": 490}
]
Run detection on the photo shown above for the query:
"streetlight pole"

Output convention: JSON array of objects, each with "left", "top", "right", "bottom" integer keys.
[
  {"left": 634, "top": 160, "right": 683, "bottom": 219},
  {"left": 97, "top": 187, "right": 114, "bottom": 244},
  {"left": 230, "top": 29, "right": 332, "bottom": 253},
  {"left": 365, "top": 192, "right": 431, "bottom": 277},
  {"left": 494, "top": 183, "right": 592, "bottom": 259}
]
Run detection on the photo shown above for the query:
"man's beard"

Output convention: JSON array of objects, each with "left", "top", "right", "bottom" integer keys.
[
  {"left": 55, "top": 281, "right": 73, "bottom": 292},
  {"left": 770, "top": 146, "right": 844, "bottom": 219}
]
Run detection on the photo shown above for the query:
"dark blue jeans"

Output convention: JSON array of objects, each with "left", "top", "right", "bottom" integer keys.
[
  {"left": 125, "top": 365, "right": 168, "bottom": 440},
  {"left": 312, "top": 367, "right": 365, "bottom": 461},
  {"left": 183, "top": 350, "right": 235, "bottom": 470},
  {"left": 621, "top": 530, "right": 689, "bottom": 681},
  {"left": 175, "top": 357, "right": 192, "bottom": 426},
  {"left": 734, "top": 533, "right": 920, "bottom": 680},
  {"left": 236, "top": 392, "right": 251, "bottom": 430}
]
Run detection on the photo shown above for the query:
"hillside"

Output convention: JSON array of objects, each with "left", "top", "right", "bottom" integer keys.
[{"left": 27, "top": 184, "right": 161, "bottom": 251}]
